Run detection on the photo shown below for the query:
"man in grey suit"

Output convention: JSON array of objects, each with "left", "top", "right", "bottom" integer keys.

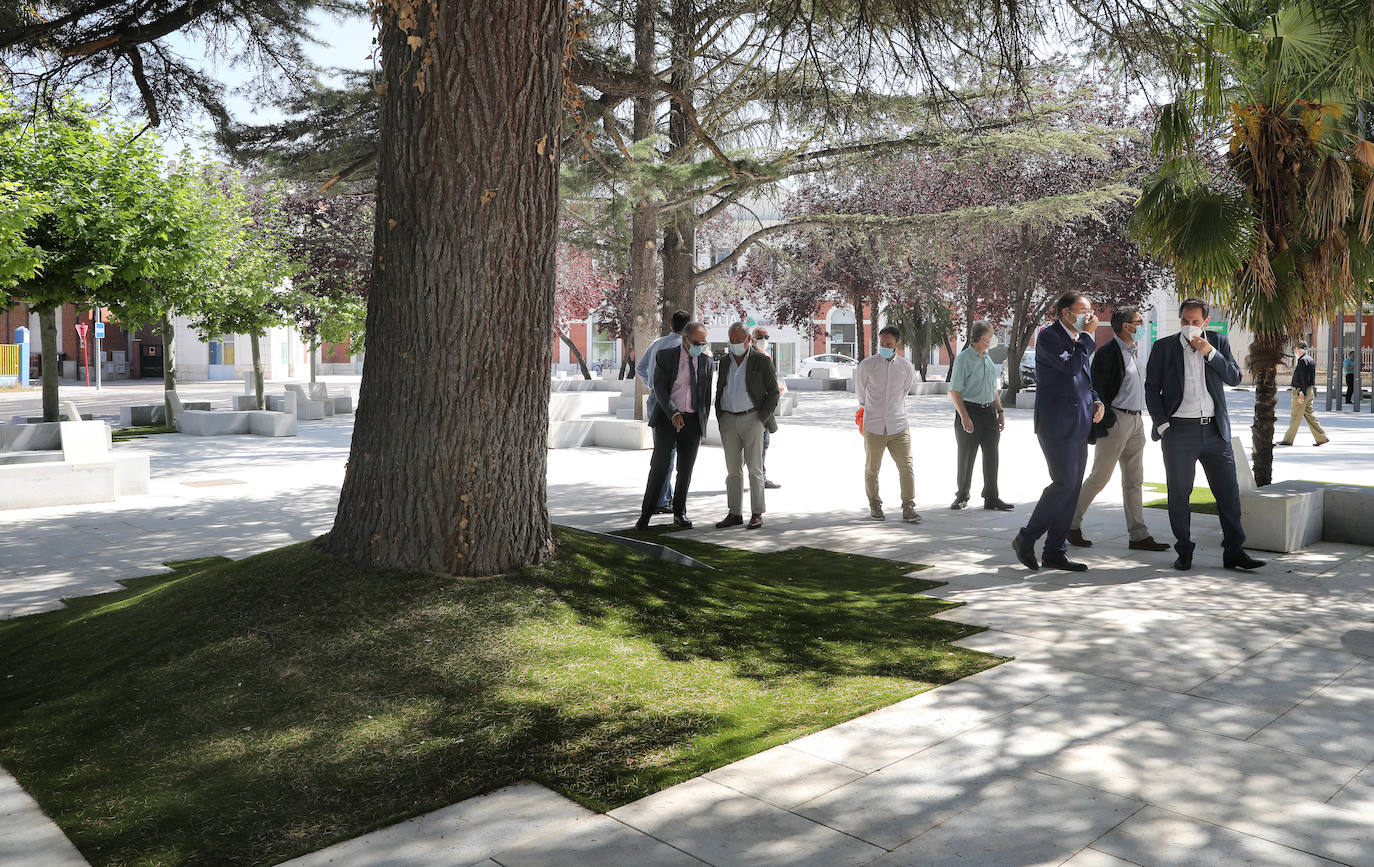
[{"left": 715, "top": 322, "right": 780, "bottom": 530}]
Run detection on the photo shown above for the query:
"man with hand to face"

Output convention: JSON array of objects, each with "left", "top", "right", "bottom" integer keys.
[
  {"left": 1144, "top": 298, "right": 1265, "bottom": 571},
  {"left": 636, "top": 322, "right": 714, "bottom": 531},
  {"left": 714, "top": 322, "right": 780, "bottom": 530},
  {"left": 1012, "top": 291, "right": 1105, "bottom": 572}
]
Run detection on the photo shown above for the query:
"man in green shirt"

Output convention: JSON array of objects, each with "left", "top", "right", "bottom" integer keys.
[{"left": 948, "top": 320, "right": 1014, "bottom": 511}]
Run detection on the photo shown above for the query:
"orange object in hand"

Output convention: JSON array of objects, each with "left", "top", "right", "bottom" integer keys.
[{"left": 855, "top": 407, "right": 864, "bottom": 433}]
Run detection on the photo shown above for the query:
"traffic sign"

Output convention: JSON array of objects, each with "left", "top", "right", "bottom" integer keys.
[
  {"left": 95, "top": 323, "right": 105, "bottom": 339},
  {"left": 75, "top": 323, "right": 88, "bottom": 344}
]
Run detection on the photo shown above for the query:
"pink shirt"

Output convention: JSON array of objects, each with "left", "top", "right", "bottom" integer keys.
[{"left": 670, "top": 344, "right": 695, "bottom": 413}]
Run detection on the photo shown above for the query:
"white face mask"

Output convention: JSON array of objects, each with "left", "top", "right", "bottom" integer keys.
[
  {"left": 729, "top": 341, "right": 749, "bottom": 357},
  {"left": 1072, "top": 312, "right": 1089, "bottom": 331},
  {"left": 1181, "top": 324, "right": 1204, "bottom": 340},
  {"left": 986, "top": 335, "right": 998, "bottom": 351},
  {"left": 755, "top": 338, "right": 769, "bottom": 352}
]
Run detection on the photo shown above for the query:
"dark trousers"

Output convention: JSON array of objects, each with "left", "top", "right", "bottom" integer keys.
[
  {"left": 1161, "top": 419, "right": 1245, "bottom": 557},
  {"left": 640, "top": 413, "right": 702, "bottom": 520},
  {"left": 1347, "top": 373, "right": 1356, "bottom": 403},
  {"left": 657, "top": 448, "right": 675, "bottom": 507},
  {"left": 954, "top": 404, "right": 1000, "bottom": 501},
  {"left": 1019, "top": 434, "right": 1089, "bottom": 555}
]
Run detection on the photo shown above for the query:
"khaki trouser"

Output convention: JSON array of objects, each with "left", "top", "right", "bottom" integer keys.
[
  {"left": 1281, "top": 387, "right": 1329, "bottom": 445},
  {"left": 864, "top": 428, "right": 915, "bottom": 509},
  {"left": 1071, "top": 411, "right": 1150, "bottom": 541},
  {"left": 720, "top": 411, "right": 767, "bottom": 515}
]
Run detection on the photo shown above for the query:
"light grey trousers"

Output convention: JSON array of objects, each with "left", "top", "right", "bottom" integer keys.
[{"left": 720, "top": 411, "right": 767, "bottom": 515}]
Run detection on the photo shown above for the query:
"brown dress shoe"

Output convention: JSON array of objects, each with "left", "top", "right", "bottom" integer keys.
[
  {"left": 747, "top": 513, "right": 763, "bottom": 530},
  {"left": 1129, "top": 536, "right": 1172, "bottom": 552},
  {"left": 715, "top": 514, "right": 744, "bottom": 529},
  {"left": 1067, "top": 529, "right": 1093, "bottom": 548}
]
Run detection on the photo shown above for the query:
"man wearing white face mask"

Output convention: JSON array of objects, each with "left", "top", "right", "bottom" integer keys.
[
  {"left": 1144, "top": 297, "right": 1265, "bottom": 571},
  {"left": 713, "top": 322, "right": 780, "bottom": 529},
  {"left": 856, "top": 325, "right": 919, "bottom": 522},
  {"left": 948, "top": 320, "right": 1013, "bottom": 511},
  {"left": 636, "top": 322, "right": 714, "bottom": 530}
]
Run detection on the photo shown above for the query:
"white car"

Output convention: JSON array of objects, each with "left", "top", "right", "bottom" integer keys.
[{"left": 799, "top": 353, "right": 859, "bottom": 378}]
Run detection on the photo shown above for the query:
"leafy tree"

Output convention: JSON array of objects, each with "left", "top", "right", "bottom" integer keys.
[
  {"left": 555, "top": 243, "right": 616, "bottom": 379},
  {"left": 1131, "top": 0, "right": 1374, "bottom": 484},
  {"left": 0, "top": 180, "right": 44, "bottom": 287}
]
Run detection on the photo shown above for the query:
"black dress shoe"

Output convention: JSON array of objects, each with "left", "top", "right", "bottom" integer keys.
[
  {"left": 1012, "top": 534, "right": 1039, "bottom": 571},
  {"left": 672, "top": 514, "right": 693, "bottom": 529},
  {"left": 1174, "top": 551, "right": 1193, "bottom": 570},
  {"left": 1067, "top": 529, "right": 1093, "bottom": 548},
  {"left": 1224, "top": 552, "right": 1266, "bottom": 570},
  {"left": 635, "top": 518, "right": 650, "bottom": 531},
  {"left": 984, "top": 499, "right": 1015, "bottom": 511},
  {"left": 951, "top": 497, "right": 969, "bottom": 510},
  {"left": 1129, "top": 536, "right": 1173, "bottom": 552},
  {"left": 1042, "top": 552, "right": 1088, "bottom": 572}
]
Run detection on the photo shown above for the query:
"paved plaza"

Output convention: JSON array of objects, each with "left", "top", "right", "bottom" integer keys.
[{"left": 3, "top": 379, "right": 1374, "bottom": 865}]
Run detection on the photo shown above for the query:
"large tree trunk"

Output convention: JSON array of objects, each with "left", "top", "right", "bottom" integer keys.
[
  {"left": 322, "top": 0, "right": 562, "bottom": 576},
  {"left": 560, "top": 332, "right": 592, "bottom": 379},
  {"left": 869, "top": 300, "right": 880, "bottom": 356},
  {"left": 39, "top": 306, "right": 58, "bottom": 422},
  {"left": 1249, "top": 331, "right": 1284, "bottom": 487},
  {"left": 250, "top": 333, "right": 265, "bottom": 410},
  {"left": 630, "top": 0, "right": 657, "bottom": 421},
  {"left": 161, "top": 313, "right": 178, "bottom": 426},
  {"left": 660, "top": 0, "right": 696, "bottom": 323}
]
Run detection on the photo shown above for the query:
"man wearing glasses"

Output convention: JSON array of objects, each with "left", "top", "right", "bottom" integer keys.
[
  {"left": 636, "top": 322, "right": 714, "bottom": 530},
  {"left": 1067, "top": 305, "right": 1171, "bottom": 552}
]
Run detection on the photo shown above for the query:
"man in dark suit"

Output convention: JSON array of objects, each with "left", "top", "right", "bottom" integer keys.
[
  {"left": 1012, "top": 291, "right": 1105, "bottom": 572},
  {"left": 1144, "top": 297, "right": 1265, "bottom": 571},
  {"left": 637, "top": 321, "right": 713, "bottom": 530},
  {"left": 1276, "top": 341, "right": 1329, "bottom": 447},
  {"left": 714, "top": 322, "right": 781, "bottom": 530}
]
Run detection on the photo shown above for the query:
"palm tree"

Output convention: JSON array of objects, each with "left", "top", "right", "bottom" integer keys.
[{"left": 1131, "top": 0, "right": 1374, "bottom": 485}]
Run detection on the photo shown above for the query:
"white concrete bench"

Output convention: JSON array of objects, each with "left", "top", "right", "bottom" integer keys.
[
  {"left": 546, "top": 418, "right": 653, "bottom": 450},
  {"left": 177, "top": 410, "right": 253, "bottom": 436},
  {"left": 249, "top": 410, "right": 297, "bottom": 437},
  {"left": 309, "top": 383, "right": 353, "bottom": 415},
  {"left": 0, "top": 417, "right": 149, "bottom": 510},
  {"left": 284, "top": 385, "right": 326, "bottom": 420}
]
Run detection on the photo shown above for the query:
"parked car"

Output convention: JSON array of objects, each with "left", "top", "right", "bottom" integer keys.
[
  {"left": 799, "top": 353, "right": 859, "bottom": 378},
  {"left": 1001, "top": 352, "right": 1036, "bottom": 389}
]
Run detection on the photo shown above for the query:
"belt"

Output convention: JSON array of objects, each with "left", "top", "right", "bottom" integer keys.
[
  {"left": 1170, "top": 415, "right": 1214, "bottom": 425},
  {"left": 722, "top": 407, "right": 756, "bottom": 416},
  {"left": 966, "top": 400, "right": 996, "bottom": 409},
  {"left": 1114, "top": 408, "right": 1142, "bottom": 415}
]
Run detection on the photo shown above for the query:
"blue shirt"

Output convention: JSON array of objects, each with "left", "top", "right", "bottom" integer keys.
[
  {"left": 948, "top": 347, "right": 998, "bottom": 404},
  {"left": 1347, "top": 357, "right": 1357, "bottom": 374}
]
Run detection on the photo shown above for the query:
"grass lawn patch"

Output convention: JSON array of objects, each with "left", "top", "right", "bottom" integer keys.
[
  {"left": 0, "top": 527, "right": 997, "bottom": 866},
  {"left": 112, "top": 424, "right": 178, "bottom": 442},
  {"left": 1144, "top": 482, "right": 1219, "bottom": 515}
]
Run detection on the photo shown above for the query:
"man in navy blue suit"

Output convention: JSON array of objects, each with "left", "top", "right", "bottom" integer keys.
[
  {"left": 1144, "top": 298, "right": 1265, "bottom": 571},
  {"left": 636, "top": 322, "right": 714, "bottom": 530},
  {"left": 1013, "top": 291, "right": 1106, "bottom": 571}
]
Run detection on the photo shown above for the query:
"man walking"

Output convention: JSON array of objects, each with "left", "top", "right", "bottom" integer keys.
[
  {"left": 948, "top": 320, "right": 1014, "bottom": 511},
  {"left": 1012, "top": 292, "right": 1105, "bottom": 572},
  {"left": 1144, "top": 298, "right": 1265, "bottom": 571},
  {"left": 1277, "top": 342, "right": 1329, "bottom": 447},
  {"left": 715, "top": 322, "right": 780, "bottom": 530},
  {"left": 636, "top": 310, "right": 690, "bottom": 513},
  {"left": 1067, "top": 306, "right": 1171, "bottom": 551},
  {"left": 752, "top": 325, "right": 783, "bottom": 490},
  {"left": 856, "top": 325, "right": 919, "bottom": 523},
  {"left": 636, "top": 322, "right": 713, "bottom": 530},
  {"left": 1344, "top": 350, "right": 1357, "bottom": 405}
]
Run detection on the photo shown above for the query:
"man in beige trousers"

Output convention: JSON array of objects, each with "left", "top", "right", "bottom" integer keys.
[
  {"left": 856, "top": 325, "right": 919, "bottom": 523},
  {"left": 714, "top": 322, "right": 780, "bottom": 530},
  {"left": 1068, "top": 306, "right": 1171, "bottom": 551},
  {"left": 1276, "top": 342, "right": 1329, "bottom": 447}
]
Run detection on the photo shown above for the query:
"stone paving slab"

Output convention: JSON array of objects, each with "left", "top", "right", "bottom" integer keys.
[
  {"left": 954, "top": 630, "right": 1226, "bottom": 693},
  {"left": 1060, "top": 849, "right": 1141, "bottom": 867},
  {"left": 1187, "top": 639, "right": 1366, "bottom": 713},
  {"left": 1089, "top": 805, "right": 1341, "bottom": 866},
  {"left": 1246, "top": 663, "right": 1374, "bottom": 767},
  {"left": 488, "top": 815, "right": 705, "bottom": 866},
  {"left": 702, "top": 745, "right": 864, "bottom": 809},
  {"left": 279, "top": 782, "right": 592, "bottom": 866},
  {"left": 608, "top": 777, "right": 884, "bottom": 866},
  {"left": 0, "top": 766, "right": 88, "bottom": 866},
  {"left": 870, "top": 772, "right": 1143, "bottom": 867}
]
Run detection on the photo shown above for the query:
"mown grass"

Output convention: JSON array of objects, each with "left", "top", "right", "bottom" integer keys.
[
  {"left": 0, "top": 527, "right": 997, "bottom": 866},
  {"left": 1143, "top": 482, "right": 1220, "bottom": 515},
  {"left": 111, "top": 424, "right": 178, "bottom": 442}
]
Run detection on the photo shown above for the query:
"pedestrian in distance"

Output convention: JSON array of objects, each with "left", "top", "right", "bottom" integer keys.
[
  {"left": 1067, "top": 305, "right": 1172, "bottom": 552},
  {"left": 1012, "top": 291, "right": 1105, "bottom": 572},
  {"left": 1344, "top": 350, "right": 1357, "bottom": 405},
  {"left": 752, "top": 326, "right": 783, "bottom": 490},
  {"left": 948, "top": 320, "right": 1014, "bottom": 511},
  {"left": 1276, "top": 341, "right": 1329, "bottom": 447},
  {"left": 714, "top": 322, "right": 780, "bottom": 530},
  {"left": 636, "top": 322, "right": 713, "bottom": 530},
  {"left": 856, "top": 325, "right": 920, "bottom": 523},
  {"left": 635, "top": 310, "right": 691, "bottom": 514},
  {"left": 1143, "top": 297, "right": 1265, "bottom": 571}
]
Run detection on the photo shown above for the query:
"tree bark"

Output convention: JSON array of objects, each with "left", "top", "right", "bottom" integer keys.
[
  {"left": 660, "top": 0, "right": 696, "bottom": 324},
  {"left": 310, "top": 338, "right": 319, "bottom": 383},
  {"left": 322, "top": 0, "right": 562, "bottom": 576},
  {"left": 560, "top": 332, "right": 592, "bottom": 379},
  {"left": 1249, "top": 331, "right": 1284, "bottom": 487},
  {"left": 39, "top": 307, "right": 58, "bottom": 422},
  {"left": 629, "top": 0, "right": 657, "bottom": 420},
  {"left": 250, "top": 333, "right": 265, "bottom": 410},
  {"left": 870, "top": 300, "right": 880, "bottom": 356},
  {"left": 161, "top": 312, "right": 178, "bottom": 425}
]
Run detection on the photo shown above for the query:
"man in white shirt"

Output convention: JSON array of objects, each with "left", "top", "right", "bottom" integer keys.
[
  {"left": 1144, "top": 297, "right": 1265, "bottom": 572},
  {"left": 855, "top": 326, "right": 919, "bottom": 523},
  {"left": 635, "top": 310, "right": 690, "bottom": 514}
]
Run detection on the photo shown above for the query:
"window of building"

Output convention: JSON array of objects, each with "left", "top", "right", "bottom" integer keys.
[
  {"left": 208, "top": 337, "right": 235, "bottom": 366},
  {"left": 590, "top": 324, "right": 617, "bottom": 372}
]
